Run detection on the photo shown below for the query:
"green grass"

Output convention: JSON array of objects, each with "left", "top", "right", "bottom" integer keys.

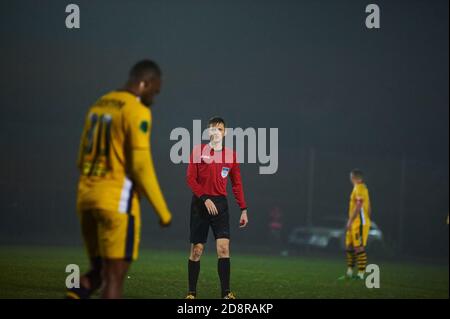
[{"left": 0, "top": 246, "right": 447, "bottom": 299}]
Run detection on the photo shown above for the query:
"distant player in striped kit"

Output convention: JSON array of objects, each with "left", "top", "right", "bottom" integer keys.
[
  {"left": 185, "top": 117, "right": 248, "bottom": 299},
  {"left": 342, "top": 169, "right": 372, "bottom": 280}
]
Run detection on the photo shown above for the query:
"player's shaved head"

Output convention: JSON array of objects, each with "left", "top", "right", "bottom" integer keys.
[
  {"left": 129, "top": 59, "right": 161, "bottom": 82},
  {"left": 125, "top": 59, "right": 162, "bottom": 107}
]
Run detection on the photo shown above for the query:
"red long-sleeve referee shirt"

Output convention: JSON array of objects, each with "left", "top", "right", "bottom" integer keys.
[{"left": 186, "top": 144, "right": 247, "bottom": 210}]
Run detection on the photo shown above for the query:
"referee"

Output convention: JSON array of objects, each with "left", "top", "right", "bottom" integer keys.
[{"left": 185, "top": 117, "right": 248, "bottom": 299}]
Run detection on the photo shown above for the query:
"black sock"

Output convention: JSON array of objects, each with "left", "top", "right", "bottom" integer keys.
[
  {"left": 188, "top": 259, "right": 200, "bottom": 295},
  {"left": 218, "top": 258, "right": 230, "bottom": 297}
]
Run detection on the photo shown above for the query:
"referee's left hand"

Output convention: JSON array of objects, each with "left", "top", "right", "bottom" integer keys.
[{"left": 239, "top": 210, "right": 248, "bottom": 228}]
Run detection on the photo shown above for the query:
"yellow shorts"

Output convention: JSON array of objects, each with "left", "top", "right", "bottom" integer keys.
[
  {"left": 78, "top": 209, "right": 141, "bottom": 261},
  {"left": 345, "top": 223, "right": 370, "bottom": 248}
]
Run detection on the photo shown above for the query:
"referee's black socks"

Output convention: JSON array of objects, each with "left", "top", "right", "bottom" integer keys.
[
  {"left": 188, "top": 259, "right": 200, "bottom": 296},
  {"left": 218, "top": 257, "right": 231, "bottom": 298}
]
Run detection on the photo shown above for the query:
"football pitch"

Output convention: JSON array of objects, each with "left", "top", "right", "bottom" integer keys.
[{"left": 0, "top": 246, "right": 447, "bottom": 299}]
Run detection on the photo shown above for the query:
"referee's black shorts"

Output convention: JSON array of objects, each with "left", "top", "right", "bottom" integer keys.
[{"left": 190, "top": 195, "right": 230, "bottom": 244}]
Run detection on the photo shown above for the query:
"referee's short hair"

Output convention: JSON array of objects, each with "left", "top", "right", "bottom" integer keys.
[{"left": 208, "top": 116, "right": 226, "bottom": 128}]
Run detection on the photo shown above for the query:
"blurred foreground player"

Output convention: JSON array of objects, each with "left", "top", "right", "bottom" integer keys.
[
  {"left": 67, "top": 60, "right": 172, "bottom": 299},
  {"left": 341, "top": 169, "right": 372, "bottom": 280},
  {"left": 185, "top": 117, "right": 248, "bottom": 299}
]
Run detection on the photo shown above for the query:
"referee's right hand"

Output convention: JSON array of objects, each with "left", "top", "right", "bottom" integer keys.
[{"left": 204, "top": 199, "right": 219, "bottom": 216}]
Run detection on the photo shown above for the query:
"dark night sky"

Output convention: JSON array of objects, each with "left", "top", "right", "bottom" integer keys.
[{"left": 0, "top": 0, "right": 448, "bottom": 259}]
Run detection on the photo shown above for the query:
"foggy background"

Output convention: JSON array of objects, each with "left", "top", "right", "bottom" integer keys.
[{"left": 0, "top": 0, "right": 448, "bottom": 261}]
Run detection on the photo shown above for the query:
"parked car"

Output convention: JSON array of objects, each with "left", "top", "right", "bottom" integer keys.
[{"left": 288, "top": 217, "right": 384, "bottom": 252}]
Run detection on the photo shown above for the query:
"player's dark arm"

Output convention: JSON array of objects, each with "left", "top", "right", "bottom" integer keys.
[{"left": 130, "top": 147, "right": 172, "bottom": 226}]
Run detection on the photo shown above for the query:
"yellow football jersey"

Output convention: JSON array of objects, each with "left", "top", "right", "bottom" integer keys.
[
  {"left": 348, "top": 183, "right": 371, "bottom": 227},
  {"left": 76, "top": 91, "right": 152, "bottom": 214}
]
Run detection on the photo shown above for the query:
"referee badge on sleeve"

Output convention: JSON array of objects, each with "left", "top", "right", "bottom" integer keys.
[{"left": 221, "top": 167, "right": 230, "bottom": 178}]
